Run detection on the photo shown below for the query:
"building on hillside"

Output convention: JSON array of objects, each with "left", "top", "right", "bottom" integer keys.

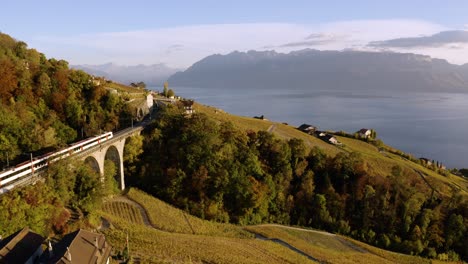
[
  {"left": 357, "top": 128, "right": 372, "bottom": 138},
  {"left": 323, "top": 134, "right": 341, "bottom": 145},
  {"left": 39, "top": 229, "right": 111, "bottom": 264},
  {"left": 0, "top": 227, "right": 45, "bottom": 264},
  {"left": 297, "top": 124, "right": 317, "bottom": 134},
  {"left": 419, "top": 158, "right": 432, "bottom": 166},
  {"left": 181, "top": 100, "right": 195, "bottom": 115},
  {"left": 314, "top": 131, "right": 327, "bottom": 137}
]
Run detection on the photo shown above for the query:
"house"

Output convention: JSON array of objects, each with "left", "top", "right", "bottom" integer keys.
[
  {"left": 0, "top": 227, "right": 45, "bottom": 264},
  {"left": 40, "top": 229, "right": 112, "bottom": 264},
  {"left": 420, "top": 158, "right": 432, "bottom": 166},
  {"left": 253, "top": 115, "right": 268, "bottom": 120},
  {"left": 357, "top": 128, "right": 372, "bottom": 138},
  {"left": 297, "top": 124, "right": 317, "bottom": 134},
  {"left": 323, "top": 134, "right": 341, "bottom": 145},
  {"left": 181, "top": 100, "right": 195, "bottom": 115},
  {"left": 314, "top": 131, "right": 327, "bottom": 137}
]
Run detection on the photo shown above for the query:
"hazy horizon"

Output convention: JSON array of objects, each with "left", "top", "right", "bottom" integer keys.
[{"left": 2, "top": 1, "right": 468, "bottom": 68}]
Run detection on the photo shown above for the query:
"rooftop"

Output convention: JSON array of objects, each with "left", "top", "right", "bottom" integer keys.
[
  {"left": 0, "top": 227, "right": 45, "bottom": 264},
  {"left": 41, "top": 229, "right": 111, "bottom": 264}
]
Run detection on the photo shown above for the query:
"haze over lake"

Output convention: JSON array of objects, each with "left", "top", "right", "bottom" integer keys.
[{"left": 164, "top": 86, "right": 468, "bottom": 168}]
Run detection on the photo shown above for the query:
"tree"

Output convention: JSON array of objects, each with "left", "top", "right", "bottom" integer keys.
[
  {"left": 167, "top": 89, "right": 175, "bottom": 98},
  {"left": 123, "top": 135, "right": 144, "bottom": 178},
  {"left": 163, "top": 81, "right": 169, "bottom": 97},
  {"left": 0, "top": 58, "right": 18, "bottom": 103}
]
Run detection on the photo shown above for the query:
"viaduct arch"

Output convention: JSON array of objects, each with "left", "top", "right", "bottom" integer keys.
[{"left": 77, "top": 127, "right": 143, "bottom": 190}]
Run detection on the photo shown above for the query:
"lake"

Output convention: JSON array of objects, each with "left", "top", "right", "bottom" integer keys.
[{"left": 155, "top": 86, "right": 468, "bottom": 168}]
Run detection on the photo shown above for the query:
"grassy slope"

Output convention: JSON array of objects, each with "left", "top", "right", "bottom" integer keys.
[
  {"left": 246, "top": 225, "right": 457, "bottom": 264},
  {"left": 126, "top": 188, "right": 252, "bottom": 238},
  {"left": 101, "top": 189, "right": 314, "bottom": 263},
  {"left": 101, "top": 188, "right": 448, "bottom": 264},
  {"left": 195, "top": 102, "right": 468, "bottom": 197},
  {"left": 246, "top": 225, "right": 417, "bottom": 264}
]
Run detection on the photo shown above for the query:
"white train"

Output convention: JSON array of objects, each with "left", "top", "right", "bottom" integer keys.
[{"left": 0, "top": 132, "right": 113, "bottom": 194}]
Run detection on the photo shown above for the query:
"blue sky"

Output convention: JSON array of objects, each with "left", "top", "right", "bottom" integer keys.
[{"left": 1, "top": 1, "right": 468, "bottom": 67}]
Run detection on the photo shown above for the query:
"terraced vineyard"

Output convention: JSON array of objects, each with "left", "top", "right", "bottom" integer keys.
[
  {"left": 100, "top": 190, "right": 314, "bottom": 263},
  {"left": 126, "top": 188, "right": 252, "bottom": 238},
  {"left": 102, "top": 201, "right": 144, "bottom": 225},
  {"left": 99, "top": 189, "right": 458, "bottom": 263}
]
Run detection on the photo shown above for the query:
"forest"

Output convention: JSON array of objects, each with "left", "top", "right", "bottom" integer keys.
[
  {"left": 0, "top": 32, "right": 132, "bottom": 166},
  {"left": 0, "top": 32, "right": 125, "bottom": 236},
  {"left": 130, "top": 105, "right": 468, "bottom": 261}
]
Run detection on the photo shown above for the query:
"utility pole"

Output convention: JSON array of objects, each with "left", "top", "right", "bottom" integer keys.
[{"left": 6, "top": 152, "right": 9, "bottom": 168}]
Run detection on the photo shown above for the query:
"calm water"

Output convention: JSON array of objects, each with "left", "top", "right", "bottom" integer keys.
[{"left": 156, "top": 87, "right": 468, "bottom": 168}]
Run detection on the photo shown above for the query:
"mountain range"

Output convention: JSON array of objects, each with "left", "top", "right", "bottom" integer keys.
[
  {"left": 168, "top": 49, "right": 468, "bottom": 92},
  {"left": 72, "top": 63, "right": 180, "bottom": 87}
]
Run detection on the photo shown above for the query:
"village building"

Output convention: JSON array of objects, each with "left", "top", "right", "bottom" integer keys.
[
  {"left": 181, "top": 100, "right": 195, "bottom": 115},
  {"left": 39, "top": 229, "right": 112, "bottom": 264},
  {"left": 357, "top": 128, "right": 372, "bottom": 138},
  {"left": 297, "top": 124, "right": 317, "bottom": 134},
  {"left": 323, "top": 134, "right": 341, "bottom": 145},
  {"left": 0, "top": 227, "right": 45, "bottom": 264},
  {"left": 419, "top": 158, "right": 432, "bottom": 166}
]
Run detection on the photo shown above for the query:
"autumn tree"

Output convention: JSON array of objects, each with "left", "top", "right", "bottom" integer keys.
[{"left": 0, "top": 58, "right": 17, "bottom": 103}]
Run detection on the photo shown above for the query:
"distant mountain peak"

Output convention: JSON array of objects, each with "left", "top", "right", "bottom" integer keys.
[
  {"left": 72, "top": 63, "right": 181, "bottom": 86},
  {"left": 168, "top": 49, "right": 468, "bottom": 92}
]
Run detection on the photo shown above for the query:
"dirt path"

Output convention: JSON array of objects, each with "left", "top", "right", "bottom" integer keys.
[
  {"left": 256, "top": 224, "right": 335, "bottom": 237},
  {"left": 267, "top": 124, "right": 277, "bottom": 133},
  {"left": 254, "top": 232, "right": 322, "bottom": 263},
  {"left": 248, "top": 224, "right": 373, "bottom": 262}
]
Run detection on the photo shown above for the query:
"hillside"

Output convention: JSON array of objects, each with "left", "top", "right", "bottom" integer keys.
[
  {"left": 101, "top": 188, "right": 448, "bottom": 263},
  {"left": 194, "top": 102, "right": 468, "bottom": 196},
  {"left": 129, "top": 101, "right": 467, "bottom": 262},
  {"left": 168, "top": 49, "right": 468, "bottom": 93},
  {"left": 0, "top": 32, "right": 138, "bottom": 165},
  {"left": 73, "top": 63, "right": 180, "bottom": 86}
]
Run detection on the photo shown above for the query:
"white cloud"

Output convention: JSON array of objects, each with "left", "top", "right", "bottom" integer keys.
[{"left": 27, "top": 19, "right": 468, "bottom": 68}]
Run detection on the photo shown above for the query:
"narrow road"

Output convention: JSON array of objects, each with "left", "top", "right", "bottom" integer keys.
[
  {"left": 256, "top": 224, "right": 368, "bottom": 253},
  {"left": 254, "top": 232, "right": 322, "bottom": 263},
  {"left": 413, "top": 169, "right": 442, "bottom": 196},
  {"left": 248, "top": 224, "right": 371, "bottom": 262},
  {"left": 256, "top": 224, "right": 335, "bottom": 237},
  {"left": 267, "top": 124, "right": 277, "bottom": 133}
]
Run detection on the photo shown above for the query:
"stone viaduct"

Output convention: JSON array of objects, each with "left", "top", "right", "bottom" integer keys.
[{"left": 74, "top": 125, "right": 144, "bottom": 190}]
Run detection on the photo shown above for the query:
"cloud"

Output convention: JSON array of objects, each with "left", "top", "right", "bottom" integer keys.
[
  {"left": 368, "top": 30, "right": 468, "bottom": 48},
  {"left": 27, "top": 19, "right": 466, "bottom": 68},
  {"left": 279, "top": 33, "right": 347, "bottom": 47}
]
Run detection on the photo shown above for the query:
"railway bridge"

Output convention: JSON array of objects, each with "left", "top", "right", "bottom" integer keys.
[
  {"left": 1, "top": 97, "right": 168, "bottom": 194},
  {"left": 76, "top": 126, "right": 143, "bottom": 190},
  {"left": 0, "top": 124, "right": 145, "bottom": 194}
]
